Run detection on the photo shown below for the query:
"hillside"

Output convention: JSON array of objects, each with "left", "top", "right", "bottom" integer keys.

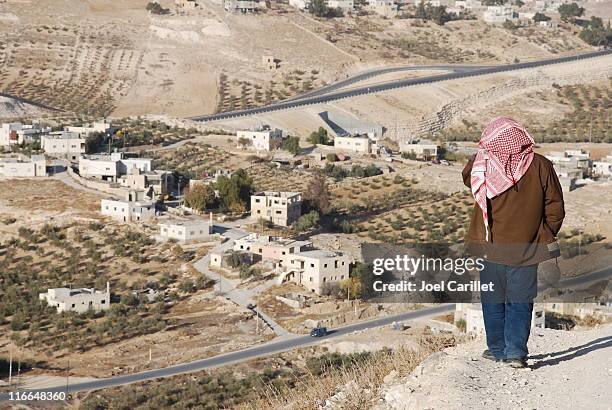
[{"left": 376, "top": 324, "right": 612, "bottom": 410}]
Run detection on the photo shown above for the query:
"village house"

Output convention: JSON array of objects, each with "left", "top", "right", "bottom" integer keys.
[
  {"left": 79, "top": 152, "right": 153, "bottom": 182},
  {"left": 237, "top": 125, "right": 283, "bottom": 152},
  {"left": 0, "top": 155, "right": 46, "bottom": 177},
  {"left": 482, "top": 4, "right": 516, "bottom": 22},
  {"left": 0, "top": 122, "right": 51, "bottom": 148},
  {"left": 65, "top": 121, "right": 112, "bottom": 137},
  {"left": 455, "top": 303, "right": 545, "bottom": 333},
  {"left": 399, "top": 139, "right": 438, "bottom": 160},
  {"left": 289, "top": 0, "right": 311, "bottom": 9},
  {"left": 41, "top": 132, "right": 86, "bottom": 162},
  {"left": 593, "top": 154, "right": 612, "bottom": 178},
  {"left": 158, "top": 215, "right": 214, "bottom": 243},
  {"left": 40, "top": 283, "right": 111, "bottom": 313},
  {"left": 119, "top": 168, "right": 172, "bottom": 197},
  {"left": 189, "top": 169, "right": 232, "bottom": 188},
  {"left": 175, "top": 0, "right": 199, "bottom": 8},
  {"left": 283, "top": 250, "right": 352, "bottom": 294},
  {"left": 224, "top": 0, "right": 261, "bottom": 13},
  {"left": 365, "top": 0, "right": 399, "bottom": 17},
  {"left": 250, "top": 191, "right": 302, "bottom": 227},
  {"left": 327, "top": 0, "right": 354, "bottom": 12},
  {"left": 100, "top": 189, "right": 156, "bottom": 222},
  {"left": 333, "top": 134, "right": 374, "bottom": 154},
  {"left": 233, "top": 233, "right": 313, "bottom": 267}
]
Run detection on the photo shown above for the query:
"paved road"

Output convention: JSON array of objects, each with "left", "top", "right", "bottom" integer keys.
[
  {"left": 191, "top": 223, "right": 291, "bottom": 336},
  {"left": 0, "top": 304, "right": 454, "bottom": 400},
  {"left": 0, "top": 264, "right": 608, "bottom": 401},
  {"left": 188, "top": 49, "right": 611, "bottom": 123}
]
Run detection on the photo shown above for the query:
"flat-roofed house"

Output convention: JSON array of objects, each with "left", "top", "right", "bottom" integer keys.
[
  {"left": 233, "top": 233, "right": 312, "bottom": 266},
  {"left": 237, "top": 125, "right": 283, "bottom": 151},
  {"left": 399, "top": 139, "right": 438, "bottom": 160},
  {"left": 40, "top": 283, "right": 111, "bottom": 313},
  {"left": 100, "top": 189, "right": 155, "bottom": 222},
  {"left": 284, "top": 250, "right": 351, "bottom": 294},
  {"left": 0, "top": 155, "right": 46, "bottom": 177},
  {"left": 334, "top": 134, "right": 373, "bottom": 154},
  {"left": 0, "top": 122, "right": 51, "bottom": 147},
  {"left": 41, "top": 132, "right": 86, "bottom": 162},
  {"left": 250, "top": 191, "right": 302, "bottom": 227},
  {"left": 158, "top": 216, "right": 214, "bottom": 243},
  {"left": 65, "top": 121, "right": 112, "bottom": 136}
]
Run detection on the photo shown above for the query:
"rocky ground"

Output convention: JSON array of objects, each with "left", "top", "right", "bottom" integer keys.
[{"left": 376, "top": 324, "right": 612, "bottom": 410}]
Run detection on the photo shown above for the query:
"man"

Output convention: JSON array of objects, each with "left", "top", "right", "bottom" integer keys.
[{"left": 462, "top": 117, "right": 565, "bottom": 368}]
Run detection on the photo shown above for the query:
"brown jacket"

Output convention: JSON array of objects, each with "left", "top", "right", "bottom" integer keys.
[{"left": 462, "top": 153, "right": 565, "bottom": 266}]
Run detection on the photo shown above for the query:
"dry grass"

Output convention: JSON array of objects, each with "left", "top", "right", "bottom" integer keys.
[{"left": 242, "top": 333, "right": 460, "bottom": 410}]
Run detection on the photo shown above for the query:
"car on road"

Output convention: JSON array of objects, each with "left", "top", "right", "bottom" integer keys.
[
  {"left": 246, "top": 303, "right": 256, "bottom": 310},
  {"left": 310, "top": 327, "right": 328, "bottom": 337}
]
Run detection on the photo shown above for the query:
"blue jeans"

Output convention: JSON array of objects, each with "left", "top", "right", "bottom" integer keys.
[{"left": 480, "top": 260, "right": 538, "bottom": 360}]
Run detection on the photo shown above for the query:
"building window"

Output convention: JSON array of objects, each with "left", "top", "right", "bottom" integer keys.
[{"left": 310, "top": 263, "right": 315, "bottom": 268}]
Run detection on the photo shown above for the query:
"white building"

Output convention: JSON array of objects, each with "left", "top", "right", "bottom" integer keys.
[
  {"left": 79, "top": 152, "right": 153, "bottom": 182},
  {"left": 366, "top": 0, "right": 399, "bottom": 17},
  {"left": 237, "top": 125, "right": 283, "bottom": 152},
  {"left": 0, "top": 155, "right": 46, "bottom": 177},
  {"left": 327, "top": 0, "right": 354, "bottom": 11},
  {"left": 158, "top": 216, "right": 214, "bottom": 243},
  {"left": 250, "top": 191, "right": 302, "bottom": 227},
  {"left": 233, "top": 233, "right": 312, "bottom": 266},
  {"left": 224, "top": 0, "right": 261, "bottom": 12},
  {"left": 284, "top": 250, "right": 351, "bottom": 294},
  {"left": 289, "top": 0, "right": 312, "bottom": 9},
  {"left": 0, "top": 122, "right": 51, "bottom": 147},
  {"left": 334, "top": 134, "right": 373, "bottom": 154},
  {"left": 41, "top": 132, "right": 86, "bottom": 161},
  {"left": 593, "top": 155, "right": 612, "bottom": 177},
  {"left": 40, "top": 283, "right": 111, "bottom": 313},
  {"left": 399, "top": 139, "right": 438, "bottom": 160},
  {"left": 455, "top": 303, "right": 544, "bottom": 334},
  {"left": 65, "top": 121, "right": 112, "bottom": 137},
  {"left": 101, "top": 189, "right": 156, "bottom": 222},
  {"left": 482, "top": 5, "right": 516, "bottom": 23}
]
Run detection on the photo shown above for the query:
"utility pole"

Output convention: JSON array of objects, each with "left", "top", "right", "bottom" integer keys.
[
  {"left": 66, "top": 360, "right": 70, "bottom": 396},
  {"left": 589, "top": 111, "right": 593, "bottom": 143},
  {"left": 8, "top": 348, "right": 12, "bottom": 386},
  {"left": 149, "top": 348, "right": 152, "bottom": 364}
]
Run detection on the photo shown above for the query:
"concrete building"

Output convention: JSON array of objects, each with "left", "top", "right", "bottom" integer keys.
[
  {"left": 41, "top": 132, "right": 86, "bottom": 161},
  {"left": 237, "top": 125, "right": 283, "bottom": 151},
  {"left": 455, "top": 303, "right": 545, "bottom": 333},
  {"left": 119, "top": 169, "right": 172, "bottom": 197},
  {"left": 79, "top": 152, "right": 153, "bottom": 181},
  {"left": 100, "top": 189, "right": 156, "bottom": 222},
  {"left": 327, "top": 0, "right": 354, "bottom": 11},
  {"left": 233, "top": 233, "right": 312, "bottom": 266},
  {"left": 176, "top": 0, "right": 199, "bottom": 8},
  {"left": 158, "top": 216, "right": 214, "bottom": 243},
  {"left": 262, "top": 55, "right": 279, "bottom": 71},
  {"left": 334, "top": 134, "right": 373, "bottom": 154},
  {"left": 366, "top": 0, "right": 399, "bottom": 17},
  {"left": 65, "top": 121, "right": 112, "bottom": 137},
  {"left": 40, "top": 283, "right": 111, "bottom": 313},
  {"left": 224, "top": 0, "right": 261, "bottom": 13},
  {"left": 0, "top": 122, "right": 51, "bottom": 148},
  {"left": 482, "top": 5, "right": 516, "bottom": 23},
  {"left": 250, "top": 191, "right": 302, "bottom": 227},
  {"left": 289, "top": 0, "right": 312, "bottom": 9},
  {"left": 189, "top": 169, "right": 232, "bottom": 188},
  {"left": 284, "top": 250, "right": 351, "bottom": 294},
  {"left": 593, "top": 155, "right": 612, "bottom": 177},
  {"left": 0, "top": 155, "right": 46, "bottom": 177},
  {"left": 399, "top": 139, "right": 438, "bottom": 160}
]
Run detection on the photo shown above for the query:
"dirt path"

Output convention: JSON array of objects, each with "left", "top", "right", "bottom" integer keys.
[{"left": 378, "top": 324, "right": 612, "bottom": 409}]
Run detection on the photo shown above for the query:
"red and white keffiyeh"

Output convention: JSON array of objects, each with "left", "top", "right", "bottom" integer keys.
[{"left": 470, "top": 117, "right": 535, "bottom": 241}]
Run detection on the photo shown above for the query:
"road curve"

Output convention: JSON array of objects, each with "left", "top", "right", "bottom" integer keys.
[
  {"left": 188, "top": 49, "right": 612, "bottom": 123},
  {"left": 0, "top": 264, "right": 608, "bottom": 401},
  {"left": 0, "top": 304, "right": 454, "bottom": 400}
]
